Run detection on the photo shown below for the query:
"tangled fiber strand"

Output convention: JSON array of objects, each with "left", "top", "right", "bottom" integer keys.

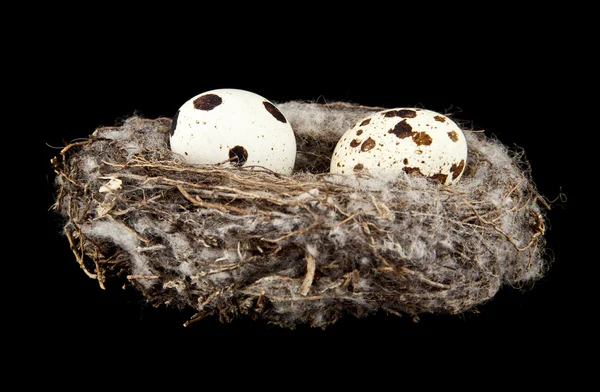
[{"left": 51, "top": 101, "right": 550, "bottom": 329}]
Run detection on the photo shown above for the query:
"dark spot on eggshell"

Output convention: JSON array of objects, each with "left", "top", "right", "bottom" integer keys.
[
  {"left": 450, "top": 160, "right": 466, "bottom": 180},
  {"left": 430, "top": 173, "right": 448, "bottom": 184},
  {"left": 434, "top": 115, "right": 446, "bottom": 123},
  {"left": 170, "top": 110, "right": 179, "bottom": 136},
  {"left": 448, "top": 131, "right": 459, "bottom": 142},
  {"left": 389, "top": 120, "right": 432, "bottom": 145},
  {"left": 356, "top": 129, "right": 363, "bottom": 136},
  {"left": 389, "top": 119, "right": 413, "bottom": 139},
  {"left": 361, "top": 137, "right": 376, "bottom": 152},
  {"left": 383, "top": 109, "right": 418, "bottom": 118},
  {"left": 403, "top": 158, "right": 409, "bottom": 165},
  {"left": 263, "top": 101, "right": 287, "bottom": 123},
  {"left": 350, "top": 139, "right": 362, "bottom": 148},
  {"left": 354, "top": 163, "right": 364, "bottom": 172},
  {"left": 229, "top": 145, "right": 248, "bottom": 167},
  {"left": 403, "top": 167, "right": 422, "bottom": 175},
  {"left": 412, "top": 132, "right": 433, "bottom": 146},
  {"left": 194, "top": 94, "right": 222, "bottom": 110},
  {"left": 360, "top": 118, "right": 371, "bottom": 126}
]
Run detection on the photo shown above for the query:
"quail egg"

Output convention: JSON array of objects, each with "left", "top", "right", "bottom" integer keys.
[
  {"left": 170, "top": 88, "right": 297, "bottom": 175},
  {"left": 330, "top": 108, "right": 467, "bottom": 185}
]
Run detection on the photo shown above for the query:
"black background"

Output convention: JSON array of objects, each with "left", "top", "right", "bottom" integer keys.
[{"left": 30, "top": 12, "right": 584, "bottom": 361}]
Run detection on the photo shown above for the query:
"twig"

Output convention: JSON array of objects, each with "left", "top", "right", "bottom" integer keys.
[
  {"left": 177, "top": 184, "right": 250, "bottom": 215},
  {"left": 127, "top": 274, "right": 159, "bottom": 280},
  {"left": 240, "top": 290, "right": 325, "bottom": 302},
  {"left": 183, "top": 311, "right": 212, "bottom": 327},
  {"left": 261, "top": 221, "right": 321, "bottom": 243},
  {"left": 65, "top": 227, "right": 98, "bottom": 280},
  {"left": 198, "top": 262, "right": 245, "bottom": 277},
  {"left": 320, "top": 102, "right": 388, "bottom": 111},
  {"left": 300, "top": 253, "right": 317, "bottom": 296},
  {"left": 378, "top": 265, "right": 451, "bottom": 290}
]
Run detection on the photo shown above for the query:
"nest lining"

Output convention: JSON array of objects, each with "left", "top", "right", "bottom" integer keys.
[{"left": 51, "top": 101, "right": 550, "bottom": 329}]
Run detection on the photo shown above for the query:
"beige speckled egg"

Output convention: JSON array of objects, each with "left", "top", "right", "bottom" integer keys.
[{"left": 330, "top": 108, "right": 468, "bottom": 185}]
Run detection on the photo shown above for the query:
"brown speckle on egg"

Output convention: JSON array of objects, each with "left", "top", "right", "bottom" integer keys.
[
  {"left": 350, "top": 139, "right": 362, "bottom": 148},
  {"left": 383, "top": 109, "right": 418, "bottom": 118},
  {"left": 430, "top": 173, "right": 448, "bottom": 184},
  {"left": 412, "top": 132, "right": 433, "bottom": 146},
  {"left": 447, "top": 131, "right": 459, "bottom": 142},
  {"left": 403, "top": 158, "right": 409, "bottom": 165},
  {"left": 450, "top": 160, "right": 465, "bottom": 180},
  {"left": 389, "top": 119, "right": 413, "bottom": 139},
  {"left": 403, "top": 167, "right": 422, "bottom": 175},
  {"left": 361, "top": 137, "right": 376, "bottom": 152},
  {"left": 360, "top": 118, "right": 371, "bottom": 126},
  {"left": 193, "top": 94, "right": 222, "bottom": 110},
  {"left": 263, "top": 101, "right": 287, "bottom": 123},
  {"left": 434, "top": 115, "right": 446, "bottom": 123},
  {"left": 229, "top": 145, "right": 248, "bottom": 167},
  {"left": 356, "top": 129, "right": 363, "bottom": 136},
  {"left": 354, "top": 163, "right": 364, "bottom": 172},
  {"left": 170, "top": 110, "right": 180, "bottom": 136}
]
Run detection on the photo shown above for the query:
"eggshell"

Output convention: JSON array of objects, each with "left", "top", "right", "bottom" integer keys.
[
  {"left": 330, "top": 108, "right": 468, "bottom": 185},
  {"left": 169, "top": 88, "right": 297, "bottom": 175}
]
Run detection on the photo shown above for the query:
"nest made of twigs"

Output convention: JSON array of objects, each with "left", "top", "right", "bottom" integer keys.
[{"left": 51, "top": 101, "right": 550, "bottom": 329}]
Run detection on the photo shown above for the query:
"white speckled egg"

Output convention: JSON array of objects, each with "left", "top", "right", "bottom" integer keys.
[
  {"left": 169, "top": 88, "right": 297, "bottom": 175},
  {"left": 330, "top": 108, "right": 468, "bottom": 185}
]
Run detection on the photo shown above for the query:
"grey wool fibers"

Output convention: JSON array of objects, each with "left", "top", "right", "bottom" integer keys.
[{"left": 51, "top": 101, "right": 551, "bottom": 329}]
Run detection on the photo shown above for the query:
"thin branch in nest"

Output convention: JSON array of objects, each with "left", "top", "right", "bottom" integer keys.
[
  {"left": 177, "top": 184, "right": 250, "bottom": 216},
  {"left": 300, "top": 253, "right": 317, "bottom": 296},
  {"left": 240, "top": 290, "right": 326, "bottom": 302},
  {"left": 376, "top": 261, "right": 452, "bottom": 290},
  {"left": 319, "top": 102, "right": 388, "bottom": 111},
  {"left": 60, "top": 139, "right": 94, "bottom": 157},
  {"left": 261, "top": 221, "right": 322, "bottom": 243},
  {"left": 322, "top": 209, "right": 368, "bottom": 229},
  {"left": 197, "top": 261, "right": 245, "bottom": 277},
  {"left": 127, "top": 274, "right": 160, "bottom": 280},
  {"left": 183, "top": 311, "right": 213, "bottom": 327},
  {"left": 65, "top": 226, "right": 98, "bottom": 281}
]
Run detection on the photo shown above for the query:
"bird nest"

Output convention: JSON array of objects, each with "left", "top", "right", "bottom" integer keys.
[{"left": 51, "top": 101, "right": 550, "bottom": 329}]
